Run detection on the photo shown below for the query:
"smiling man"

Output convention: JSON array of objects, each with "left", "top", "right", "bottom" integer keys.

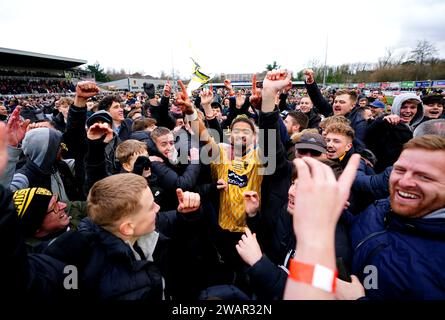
[
  {"left": 337, "top": 135, "right": 445, "bottom": 300},
  {"left": 422, "top": 94, "right": 444, "bottom": 120},
  {"left": 324, "top": 123, "right": 354, "bottom": 162},
  {"left": 12, "top": 187, "right": 86, "bottom": 252},
  {"left": 97, "top": 95, "right": 133, "bottom": 141}
]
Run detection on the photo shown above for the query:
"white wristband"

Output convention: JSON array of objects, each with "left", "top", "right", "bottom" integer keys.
[{"left": 185, "top": 109, "right": 198, "bottom": 122}]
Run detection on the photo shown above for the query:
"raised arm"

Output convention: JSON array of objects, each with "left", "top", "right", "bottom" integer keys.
[
  {"left": 176, "top": 80, "right": 220, "bottom": 159},
  {"left": 85, "top": 123, "right": 114, "bottom": 191},
  {"left": 304, "top": 69, "right": 332, "bottom": 117},
  {"left": 0, "top": 107, "right": 30, "bottom": 188},
  {"left": 65, "top": 81, "right": 99, "bottom": 193},
  {"left": 284, "top": 155, "right": 360, "bottom": 300},
  {"left": 259, "top": 70, "right": 292, "bottom": 175},
  {"left": 158, "top": 81, "right": 176, "bottom": 130}
]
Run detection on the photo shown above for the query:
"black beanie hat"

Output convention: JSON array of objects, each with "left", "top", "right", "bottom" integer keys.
[
  {"left": 422, "top": 94, "right": 444, "bottom": 106},
  {"left": 13, "top": 188, "right": 53, "bottom": 236}
]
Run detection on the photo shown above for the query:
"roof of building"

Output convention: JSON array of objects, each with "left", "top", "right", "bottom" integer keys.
[{"left": 0, "top": 47, "right": 87, "bottom": 70}]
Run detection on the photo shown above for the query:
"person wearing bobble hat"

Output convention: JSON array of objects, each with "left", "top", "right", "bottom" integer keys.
[{"left": 12, "top": 187, "right": 86, "bottom": 253}]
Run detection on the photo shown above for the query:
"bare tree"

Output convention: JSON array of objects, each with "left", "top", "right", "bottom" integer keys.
[
  {"left": 377, "top": 47, "right": 394, "bottom": 69},
  {"left": 410, "top": 39, "right": 438, "bottom": 65}
]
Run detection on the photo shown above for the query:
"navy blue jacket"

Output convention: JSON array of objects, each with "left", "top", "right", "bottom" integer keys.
[
  {"left": 346, "top": 199, "right": 445, "bottom": 299},
  {"left": 117, "top": 118, "right": 133, "bottom": 141}
]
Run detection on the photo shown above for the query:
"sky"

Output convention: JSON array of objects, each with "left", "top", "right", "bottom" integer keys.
[{"left": 1, "top": 0, "right": 445, "bottom": 79}]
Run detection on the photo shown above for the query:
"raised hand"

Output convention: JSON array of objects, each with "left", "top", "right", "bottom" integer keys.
[
  {"left": 235, "top": 227, "right": 262, "bottom": 267},
  {"left": 283, "top": 80, "right": 292, "bottom": 93},
  {"left": 224, "top": 79, "right": 235, "bottom": 96},
  {"left": 163, "top": 80, "right": 172, "bottom": 98},
  {"left": 263, "top": 69, "right": 292, "bottom": 93},
  {"left": 6, "top": 106, "right": 30, "bottom": 147},
  {"left": 75, "top": 81, "right": 99, "bottom": 107},
  {"left": 303, "top": 69, "right": 315, "bottom": 84},
  {"left": 200, "top": 85, "right": 214, "bottom": 107},
  {"left": 26, "top": 122, "right": 53, "bottom": 131},
  {"left": 87, "top": 122, "right": 114, "bottom": 143},
  {"left": 176, "top": 188, "right": 201, "bottom": 213},
  {"left": 176, "top": 80, "right": 195, "bottom": 115},
  {"left": 289, "top": 155, "right": 360, "bottom": 242},
  {"left": 243, "top": 191, "right": 259, "bottom": 216},
  {"left": 0, "top": 122, "right": 7, "bottom": 175},
  {"left": 261, "top": 69, "right": 292, "bottom": 112},
  {"left": 235, "top": 92, "right": 245, "bottom": 109},
  {"left": 249, "top": 74, "right": 262, "bottom": 110}
]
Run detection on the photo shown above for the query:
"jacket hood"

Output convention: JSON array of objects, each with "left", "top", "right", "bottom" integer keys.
[
  {"left": 130, "top": 130, "right": 151, "bottom": 142},
  {"left": 391, "top": 93, "right": 424, "bottom": 128},
  {"left": 22, "top": 128, "right": 62, "bottom": 173}
]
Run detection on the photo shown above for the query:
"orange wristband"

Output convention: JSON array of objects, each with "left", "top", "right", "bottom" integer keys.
[{"left": 288, "top": 259, "right": 337, "bottom": 293}]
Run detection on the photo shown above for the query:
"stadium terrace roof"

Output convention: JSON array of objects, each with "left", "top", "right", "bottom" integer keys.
[{"left": 0, "top": 47, "right": 87, "bottom": 70}]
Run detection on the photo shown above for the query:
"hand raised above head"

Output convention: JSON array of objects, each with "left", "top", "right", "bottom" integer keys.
[
  {"left": 289, "top": 154, "right": 360, "bottom": 242},
  {"left": 87, "top": 122, "right": 113, "bottom": 143},
  {"left": 303, "top": 68, "right": 315, "bottom": 84},
  {"left": 76, "top": 81, "right": 99, "bottom": 99},
  {"left": 250, "top": 74, "right": 262, "bottom": 110},
  {"left": 6, "top": 106, "right": 30, "bottom": 147},
  {"left": 263, "top": 69, "right": 292, "bottom": 94},
  {"left": 0, "top": 122, "right": 7, "bottom": 175},
  {"left": 224, "top": 79, "right": 235, "bottom": 96},
  {"left": 200, "top": 84, "right": 214, "bottom": 106},
  {"left": 176, "top": 80, "right": 194, "bottom": 115},
  {"left": 163, "top": 80, "right": 172, "bottom": 97}
]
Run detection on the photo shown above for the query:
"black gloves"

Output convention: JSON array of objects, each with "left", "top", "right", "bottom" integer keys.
[{"left": 132, "top": 156, "right": 151, "bottom": 176}]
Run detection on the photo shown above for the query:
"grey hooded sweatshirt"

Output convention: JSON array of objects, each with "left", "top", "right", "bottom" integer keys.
[
  {"left": 9, "top": 128, "right": 70, "bottom": 201},
  {"left": 391, "top": 93, "right": 424, "bottom": 131}
]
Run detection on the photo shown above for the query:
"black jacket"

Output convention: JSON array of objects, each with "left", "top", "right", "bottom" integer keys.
[
  {"left": 148, "top": 96, "right": 175, "bottom": 130},
  {"left": 305, "top": 108, "right": 322, "bottom": 129},
  {"left": 52, "top": 112, "right": 66, "bottom": 133},
  {"left": 365, "top": 115, "right": 413, "bottom": 173},
  {"left": 0, "top": 185, "right": 66, "bottom": 300}
]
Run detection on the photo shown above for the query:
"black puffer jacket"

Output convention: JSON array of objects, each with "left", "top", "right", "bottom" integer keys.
[
  {"left": 305, "top": 108, "right": 322, "bottom": 129},
  {"left": 0, "top": 185, "right": 66, "bottom": 300},
  {"left": 146, "top": 135, "right": 201, "bottom": 211}
]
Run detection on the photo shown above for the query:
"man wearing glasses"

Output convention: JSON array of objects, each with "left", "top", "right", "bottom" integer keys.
[{"left": 12, "top": 187, "right": 86, "bottom": 252}]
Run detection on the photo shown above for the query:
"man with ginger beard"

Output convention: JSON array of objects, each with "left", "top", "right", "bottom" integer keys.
[{"left": 335, "top": 135, "right": 445, "bottom": 300}]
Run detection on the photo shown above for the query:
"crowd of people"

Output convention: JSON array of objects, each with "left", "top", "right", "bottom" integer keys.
[
  {"left": 0, "top": 78, "right": 75, "bottom": 95},
  {"left": 0, "top": 68, "right": 445, "bottom": 301}
]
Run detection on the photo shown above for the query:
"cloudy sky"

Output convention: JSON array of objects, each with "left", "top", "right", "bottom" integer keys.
[{"left": 1, "top": 0, "right": 444, "bottom": 79}]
